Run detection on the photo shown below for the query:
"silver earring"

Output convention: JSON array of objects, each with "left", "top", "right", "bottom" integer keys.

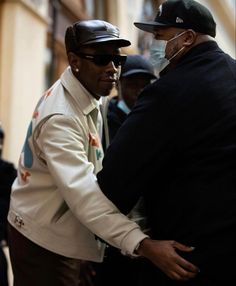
[{"left": 75, "top": 68, "right": 79, "bottom": 72}]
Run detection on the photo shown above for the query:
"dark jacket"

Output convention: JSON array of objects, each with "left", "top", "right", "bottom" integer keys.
[
  {"left": 98, "top": 41, "right": 236, "bottom": 285},
  {"left": 107, "top": 96, "right": 127, "bottom": 142},
  {"left": 0, "top": 159, "right": 17, "bottom": 241}
]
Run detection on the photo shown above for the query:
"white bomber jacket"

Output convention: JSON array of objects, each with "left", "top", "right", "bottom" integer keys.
[{"left": 8, "top": 67, "right": 147, "bottom": 261}]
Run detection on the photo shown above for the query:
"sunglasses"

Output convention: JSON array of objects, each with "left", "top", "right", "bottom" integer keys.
[{"left": 76, "top": 53, "right": 127, "bottom": 67}]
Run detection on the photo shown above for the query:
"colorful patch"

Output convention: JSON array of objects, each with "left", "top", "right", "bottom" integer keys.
[
  {"left": 89, "top": 133, "right": 100, "bottom": 147},
  {"left": 96, "top": 149, "right": 102, "bottom": 160},
  {"left": 44, "top": 88, "right": 53, "bottom": 98},
  {"left": 32, "top": 111, "right": 39, "bottom": 119},
  {"left": 20, "top": 171, "right": 31, "bottom": 182},
  {"left": 32, "top": 95, "right": 45, "bottom": 119},
  {"left": 22, "top": 121, "right": 33, "bottom": 168}
]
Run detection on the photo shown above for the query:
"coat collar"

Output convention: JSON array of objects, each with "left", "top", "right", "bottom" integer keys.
[
  {"left": 179, "top": 40, "right": 220, "bottom": 65},
  {"left": 60, "top": 67, "right": 98, "bottom": 116},
  {"left": 160, "top": 40, "right": 220, "bottom": 77}
]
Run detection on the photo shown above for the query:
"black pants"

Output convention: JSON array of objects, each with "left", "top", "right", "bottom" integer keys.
[
  {"left": 8, "top": 224, "right": 81, "bottom": 286},
  {"left": 92, "top": 246, "right": 161, "bottom": 286},
  {"left": 0, "top": 246, "right": 9, "bottom": 286}
]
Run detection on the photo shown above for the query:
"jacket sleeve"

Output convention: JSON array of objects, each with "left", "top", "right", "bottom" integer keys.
[{"left": 37, "top": 114, "right": 148, "bottom": 255}]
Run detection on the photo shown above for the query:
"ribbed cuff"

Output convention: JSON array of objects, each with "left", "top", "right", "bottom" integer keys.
[{"left": 120, "top": 228, "right": 149, "bottom": 257}]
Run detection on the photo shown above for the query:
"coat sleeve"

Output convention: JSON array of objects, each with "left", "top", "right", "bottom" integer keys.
[{"left": 37, "top": 115, "right": 148, "bottom": 255}]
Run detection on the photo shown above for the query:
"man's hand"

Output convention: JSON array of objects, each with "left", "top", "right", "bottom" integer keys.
[{"left": 136, "top": 238, "right": 199, "bottom": 281}]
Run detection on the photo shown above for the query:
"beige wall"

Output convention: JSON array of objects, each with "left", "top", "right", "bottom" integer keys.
[
  {"left": 200, "top": 0, "right": 235, "bottom": 58},
  {"left": 0, "top": 0, "right": 48, "bottom": 165},
  {"left": 106, "top": 0, "right": 144, "bottom": 54}
]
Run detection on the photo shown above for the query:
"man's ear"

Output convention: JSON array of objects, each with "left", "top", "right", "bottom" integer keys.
[
  {"left": 183, "top": 30, "right": 197, "bottom": 47},
  {"left": 68, "top": 52, "right": 80, "bottom": 72}
]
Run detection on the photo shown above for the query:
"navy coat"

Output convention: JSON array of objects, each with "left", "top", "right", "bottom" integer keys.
[
  {"left": 107, "top": 96, "right": 128, "bottom": 142},
  {"left": 98, "top": 41, "right": 236, "bottom": 285}
]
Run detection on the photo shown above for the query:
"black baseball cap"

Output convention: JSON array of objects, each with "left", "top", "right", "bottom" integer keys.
[
  {"left": 121, "top": 55, "right": 156, "bottom": 79},
  {"left": 134, "top": 0, "right": 216, "bottom": 37},
  {"left": 66, "top": 20, "right": 131, "bottom": 51}
]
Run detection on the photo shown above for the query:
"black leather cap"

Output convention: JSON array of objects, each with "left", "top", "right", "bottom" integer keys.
[
  {"left": 134, "top": 0, "right": 216, "bottom": 37},
  {"left": 72, "top": 20, "right": 131, "bottom": 48}
]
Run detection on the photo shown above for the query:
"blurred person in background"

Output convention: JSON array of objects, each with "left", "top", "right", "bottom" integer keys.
[
  {"left": 108, "top": 54, "right": 156, "bottom": 142},
  {"left": 0, "top": 125, "right": 17, "bottom": 286},
  {"left": 7, "top": 19, "right": 198, "bottom": 286},
  {"left": 97, "top": 0, "right": 236, "bottom": 285}
]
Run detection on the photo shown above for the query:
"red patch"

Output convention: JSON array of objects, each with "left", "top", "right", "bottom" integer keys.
[
  {"left": 89, "top": 133, "right": 100, "bottom": 147},
  {"left": 44, "top": 88, "right": 52, "bottom": 98},
  {"left": 32, "top": 111, "right": 39, "bottom": 118},
  {"left": 20, "top": 171, "right": 31, "bottom": 182}
]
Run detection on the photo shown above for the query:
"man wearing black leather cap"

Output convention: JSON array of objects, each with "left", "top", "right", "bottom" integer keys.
[
  {"left": 97, "top": 0, "right": 236, "bottom": 285},
  {"left": 7, "top": 19, "right": 198, "bottom": 286}
]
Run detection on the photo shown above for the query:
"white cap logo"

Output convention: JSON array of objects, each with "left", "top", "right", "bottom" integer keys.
[
  {"left": 158, "top": 4, "right": 163, "bottom": 16},
  {"left": 176, "top": 17, "right": 184, "bottom": 23}
]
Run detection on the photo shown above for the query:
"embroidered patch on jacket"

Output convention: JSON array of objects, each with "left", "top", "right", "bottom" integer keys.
[
  {"left": 89, "top": 133, "right": 100, "bottom": 147},
  {"left": 32, "top": 95, "right": 45, "bottom": 119},
  {"left": 44, "top": 88, "right": 53, "bottom": 98},
  {"left": 22, "top": 121, "right": 33, "bottom": 168},
  {"left": 20, "top": 171, "right": 31, "bottom": 182},
  {"left": 32, "top": 111, "right": 39, "bottom": 119},
  {"left": 96, "top": 149, "right": 102, "bottom": 160}
]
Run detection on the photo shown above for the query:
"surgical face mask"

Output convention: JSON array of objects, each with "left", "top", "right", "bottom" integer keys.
[{"left": 149, "top": 31, "right": 187, "bottom": 76}]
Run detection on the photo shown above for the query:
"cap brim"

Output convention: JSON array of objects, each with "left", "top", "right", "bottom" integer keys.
[
  {"left": 83, "top": 37, "right": 131, "bottom": 47},
  {"left": 122, "top": 69, "right": 156, "bottom": 79},
  {"left": 134, "top": 21, "right": 169, "bottom": 33}
]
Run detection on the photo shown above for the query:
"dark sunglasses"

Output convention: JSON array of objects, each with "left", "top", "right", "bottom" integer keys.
[{"left": 76, "top": 53, "right": 127, "bottom": 67}]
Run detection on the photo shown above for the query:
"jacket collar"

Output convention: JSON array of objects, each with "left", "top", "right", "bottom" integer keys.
[
  {"left": 179, "top": 40, "right": 220, "bottom": 64},
  {"left": 160, "top": 40, "right": 220, "bottom": 77},
  {"left": 60, "top": 67, "right": 98, "bottom": 116}
]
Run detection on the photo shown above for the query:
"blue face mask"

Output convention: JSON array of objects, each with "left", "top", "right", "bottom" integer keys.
[{"left": 149, "top": 31, "right": 187, "bottom": 76}]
